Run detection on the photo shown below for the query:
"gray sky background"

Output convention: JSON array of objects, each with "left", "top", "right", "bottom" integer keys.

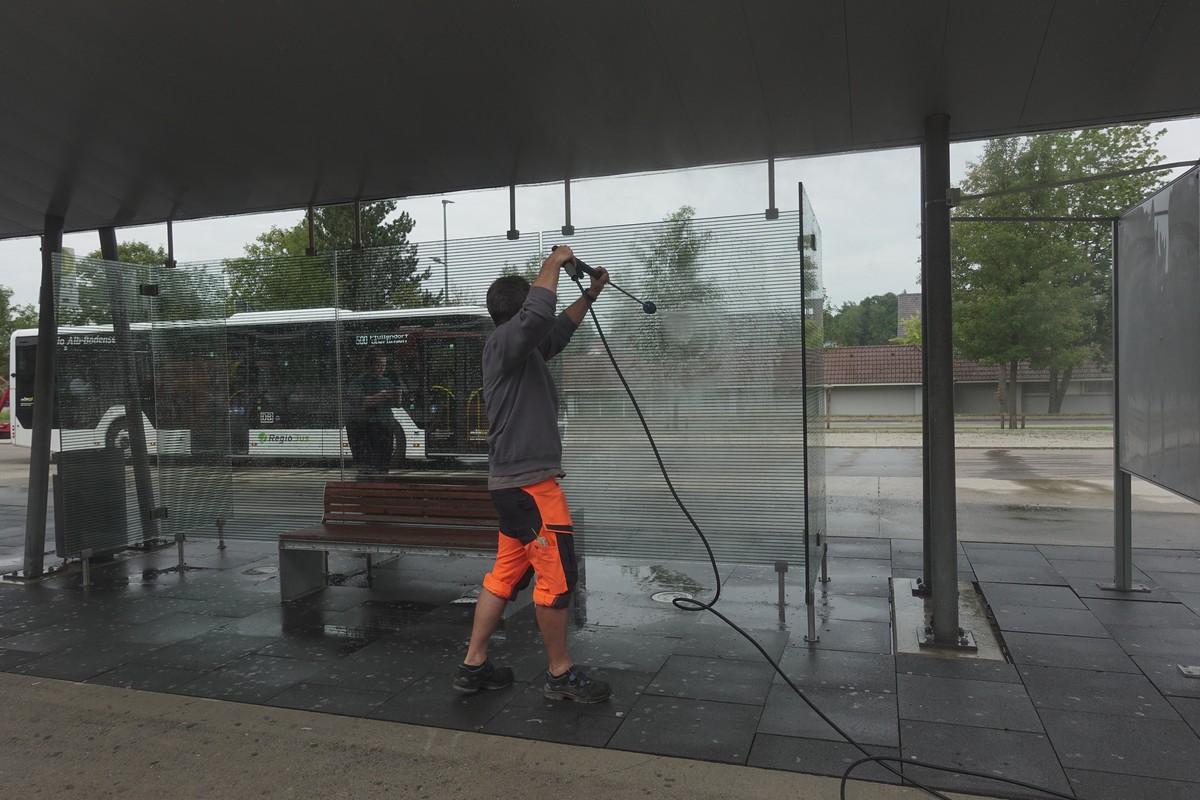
[{"left": 2, "top": 118, "right": 1198, "bottom": 311}]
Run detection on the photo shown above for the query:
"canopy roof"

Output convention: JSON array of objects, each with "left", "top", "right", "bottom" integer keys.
[{"left": 2, "top": 0, "right": 1196, "bottom": 238}]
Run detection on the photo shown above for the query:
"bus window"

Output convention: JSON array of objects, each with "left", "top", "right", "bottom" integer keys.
[
  {"left": 423, "top": 337, "right": 458, "bottom": 450},
  {"left": 14, "top": 339, "right": 36, "bottom": 429}
]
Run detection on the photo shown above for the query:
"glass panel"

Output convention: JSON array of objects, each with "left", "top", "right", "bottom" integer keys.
[
  {"left": 225, "top": 251, "right": 341, "bottom": 539},
  {"left": 151, "top": 260, "right": 232, "bottom": 543},
  {"left": 52, "top": 252, "right": 158, "bottom": 557},
  {"left": 556, "top": 207, "right": 814, "bottom": 566},
  {"left": 801, "top": 184, "right": 828, "bottom": 578}
]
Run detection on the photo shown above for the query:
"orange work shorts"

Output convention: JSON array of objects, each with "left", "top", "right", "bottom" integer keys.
[{"left": 483, "top": 478, "right": 578, "bottom": 609}]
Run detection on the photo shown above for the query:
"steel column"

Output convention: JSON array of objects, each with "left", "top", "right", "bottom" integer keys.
[
  {"left": 22, "top": 214, "right": 64, "bottom": 577},
  {"left": 100, "top": 227, "right": 159, "bottom": 543},
  {"left": 921, "top": 114, "right": 960, "bottom": 644},
  {"left": 919, "top": 147, "right": 933, "bottom": 594},
  {"left": 1110, "top": 219, "right": 1135, "bottom": 590}
]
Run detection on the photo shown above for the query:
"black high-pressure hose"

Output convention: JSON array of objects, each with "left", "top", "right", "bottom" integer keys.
[{"left": 569, "top": 274, "right": 1079, "bottom": 800}]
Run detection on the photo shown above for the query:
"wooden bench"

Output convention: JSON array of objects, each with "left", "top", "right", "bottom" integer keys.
[{"left": 278, "top": 481, "right": 497, "bottom": 602}]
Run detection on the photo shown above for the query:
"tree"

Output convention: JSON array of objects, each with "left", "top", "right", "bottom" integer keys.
[
  {"left": 0, "top": 286, "right": 38, "bottom": 373},
  {"left": 954, "top": 126, "right": 1163, "bottom": 415},
  {"left": 824, "top": 293, "right": 898, "bottom": 346},
  {"left": 624, "top": 206, "right": 720, "bottom": 376},
  {"left": 891, "top": 313, "right": 922, "bottom": 345},
  {"left": 74, "top": 241, "right": 225, "bottom": 323},
  {"left": 501, "top": 254, "right": 541, "bottom": 283},
  {"left": 226, "top": 201, "right": 433, "bottom": 312}
]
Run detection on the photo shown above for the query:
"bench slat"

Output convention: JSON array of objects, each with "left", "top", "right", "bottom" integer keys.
[
  {"left": 324, "top": 506, "right": 495, "bottom": 521},
  {"left": 282, "top": 523, "right": 496, "bottom": 550},
  {"left": 323, "top": 512, "right": 495, "bottom": 528}
]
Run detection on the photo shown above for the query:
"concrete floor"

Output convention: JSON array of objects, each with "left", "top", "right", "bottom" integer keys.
[{"left": 0, "top": 671, "right": 981, "bottom": 800}]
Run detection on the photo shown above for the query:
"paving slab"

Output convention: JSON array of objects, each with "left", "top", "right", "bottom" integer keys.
[
  {"left": 1081, "top": 597, "right": 1200, "bottom": 629},
  {"left": 1065, "top": 769, "right": 1200, "bottom": 800},
  {"left": 1130, "top": 655, "right": 1200, "bottom": 699},
  {"left": 801, "top": 619, "right": 893, "bottom": 655},
  {"left": 1144, "top": 571, "right": 1200, "bottom": 592},
  {"left": 757, "top": 684, "right": 899, "bottom": 747},
  {"left": 897, "top": 673, "right": 1042, "bottom": 732},
  {"left": 1060, "top": 574, "right": 1173, "bottom": 603},
  {"left": 672, "top": 624, "right": 789, "bottom": 662},
  {"left": 991, "top": 605, "right": 1108, "bottom": 637},
  {"left": 11, "top": 640, "right": 155, "bottom": 682},
  {"left": 174, "top": 653, "right": 325, "bottom": 704},
  {"left": 1170, "top": 696, "right": 1200, "bottom": 735},
  {"left": 87, "top": 663, "right": 210, "bottom": 692},
  {"left": 900, "top": 720, "right": 1071, "bottom": 800},
  {"left": 1107, "top": 624, "right": 1200, "bottom": 658},
  {"left": 1018, "top": 664, "right": 1182, "bottom": 719},
  {"left": 370, "top": 672, "right": 519, "bottom": 731},
  {"left": 647, "top": 654, "right": 774, "bottom": 705},
  {"left": 1039, "top": 708, "right": 1200, "bottom": 782},
  {"left": 775, "top": 648, "right": 896, "bottom": 693},
  {"left": 265, "top": 682, "right": 394, "bottom": 717},
  {"left": 607, "top": 695, "right": 761, "bottom": 764},
  {"left": 970, "top": 562, "right": 1068, "bottom": 586},
  {"left": 894, "top": 653, "right": 1020, "bottom": 684},
  {"left": 748, "top": 734, "right": 901, "bottom": 784},
  {"left": 1001, "top": 631, "right": 1139, "bottom": 673},
  {"left": 978, "top": 582, "right": 1085, "bottom": 610}
]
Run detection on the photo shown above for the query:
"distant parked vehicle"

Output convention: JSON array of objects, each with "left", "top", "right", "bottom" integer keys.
[{"left": 0, "top": 387, "right": 10, "bottom": 440}]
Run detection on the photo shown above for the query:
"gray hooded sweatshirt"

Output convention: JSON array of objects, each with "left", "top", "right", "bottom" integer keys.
[{"left": 482, "top": 286, "right": 578, "bottom": 489}]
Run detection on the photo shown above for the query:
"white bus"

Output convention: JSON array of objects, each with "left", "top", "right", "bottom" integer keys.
[{"left": 10, "top": 306, "right": 493, "bottom": 464}]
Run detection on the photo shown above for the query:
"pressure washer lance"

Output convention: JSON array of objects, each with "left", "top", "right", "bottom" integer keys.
[
  {"left": 557, "top": 248, "right": 1080, "bottom": 800},
  {"left": 551, "top": 246, "right": 656, "bottom": 314}
]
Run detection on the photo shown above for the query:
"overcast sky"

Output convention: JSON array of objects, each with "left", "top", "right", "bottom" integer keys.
[{"left": 2, "top": 118, "right": 1198, "bottom": 310}]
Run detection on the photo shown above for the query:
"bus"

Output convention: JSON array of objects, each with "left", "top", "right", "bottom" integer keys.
[{"left": 9, "top": 306, "right": 493, "bottom": 464}]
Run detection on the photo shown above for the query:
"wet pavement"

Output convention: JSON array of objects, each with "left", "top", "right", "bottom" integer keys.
[{"left": 2, "top": 533, "right": 1200, "bottom": 799}]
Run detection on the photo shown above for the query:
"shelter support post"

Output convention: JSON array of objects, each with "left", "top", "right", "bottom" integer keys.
[
  {"left": 918, "top": 164, "right": 933, "bottom": 598},
  {"left": 507, "top": 184, "right": 520, "bottom": 240},
  {"left": 99, "top": 227, "right": 159, "bottom": 544},
  {"left": 920, "top": 114, "right": 965, "bottom": 647},
  {"left": 562, "top": 178, "right": 575, "bottom": 236},
  {"left": 21, "top": 214, "right": 64, "bottom": 578},
  {"left": 1101, "top": 219, "right": 1148, "bottom": 594}
]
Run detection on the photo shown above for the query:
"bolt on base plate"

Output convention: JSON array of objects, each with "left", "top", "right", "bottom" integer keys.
[{"left": 916, "top": 625, "right": 978, "bottom": 651}]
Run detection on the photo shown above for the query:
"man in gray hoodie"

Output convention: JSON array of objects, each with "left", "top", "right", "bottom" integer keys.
[{"left": 454, "top": 245, "right": 612, "bottom": 703}]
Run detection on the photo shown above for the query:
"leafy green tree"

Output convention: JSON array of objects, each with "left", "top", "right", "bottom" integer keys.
[
  {"left": 824, "top": 293, "right": 898, "bottom": 346},
  {"left": 625, "top": 206, "right": 719, "bottom": 374},
  {"left": 0, "top": 286, "right": 38, "bottom": 373},
  {"left": 891, "top": 313, "right": 922, "bottom": 345},
  {"left": 227, "top": 201, "right": 433, "bottom": 312},
  {"left": 501, "top": 254, "right": 541, "bottom": 284},
  {"left": 954, "top": 125, "right": 1163, "bottom": 415},
  {"left": 71, "top": 241, "right": 225, "bottom": 323}
]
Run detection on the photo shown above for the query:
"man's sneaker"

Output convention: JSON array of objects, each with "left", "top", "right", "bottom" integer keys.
[
  {"left": 543, "top": 666, "right": 612, "bottom": 704},
  {"left": 453, "top": 661, "right": 514, "bottom": 694}
]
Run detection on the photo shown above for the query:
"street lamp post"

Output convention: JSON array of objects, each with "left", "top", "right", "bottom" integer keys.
[{"left": 441, "top": 199, "right": 454, "bottom": 302}]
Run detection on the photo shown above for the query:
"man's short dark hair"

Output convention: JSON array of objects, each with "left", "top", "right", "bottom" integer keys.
[{"left": 487, "top": 275, "right": 530, "bottom": 325}]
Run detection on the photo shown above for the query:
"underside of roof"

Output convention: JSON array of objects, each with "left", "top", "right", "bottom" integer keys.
[{"left": 2, "top": 1, "right": 1197, "bottom": 239}]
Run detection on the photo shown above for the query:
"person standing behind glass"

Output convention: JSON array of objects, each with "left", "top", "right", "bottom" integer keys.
[{"left": 346, "top": 349, "right": 399, "bottom": 478}]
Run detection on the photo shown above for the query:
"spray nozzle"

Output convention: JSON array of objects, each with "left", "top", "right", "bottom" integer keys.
[{"left": 551, "top": 246, "right": 657, "bottom": 315}]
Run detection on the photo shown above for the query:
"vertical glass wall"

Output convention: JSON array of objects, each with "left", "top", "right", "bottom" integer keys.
[{"left": 46, "top": 199, "right": 825, "bottom": 566}]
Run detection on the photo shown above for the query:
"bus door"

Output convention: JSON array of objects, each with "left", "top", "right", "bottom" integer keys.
[{"left": 422, "top": 332, "right": 487, "bottom": 458}]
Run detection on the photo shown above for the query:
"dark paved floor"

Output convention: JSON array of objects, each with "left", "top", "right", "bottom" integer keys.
[{"left": 3, "top": 534, "right": 1200, "bottom": 799}]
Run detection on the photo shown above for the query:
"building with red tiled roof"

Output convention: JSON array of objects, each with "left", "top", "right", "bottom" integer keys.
[{"left": 824, "top": 345, "right": 1112, "bottom": 416}]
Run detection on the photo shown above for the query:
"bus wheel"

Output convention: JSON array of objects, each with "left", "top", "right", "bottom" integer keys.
[{"left": 106, "top": 419, "right": 131, "bottom": 460}]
